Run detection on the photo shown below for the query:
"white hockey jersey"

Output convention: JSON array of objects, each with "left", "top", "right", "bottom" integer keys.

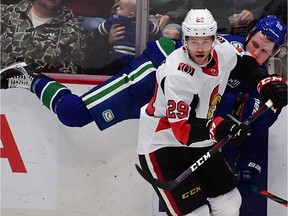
[{"left": 137, "top": 39, "right": 238, "bottom": 154}]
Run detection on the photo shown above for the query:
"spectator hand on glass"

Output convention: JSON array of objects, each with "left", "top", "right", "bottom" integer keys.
[
  {"left": 154, "top": 14, "right": 171, "bottom": 29},
  {"left": 237, "top": 10, "right": 254, "bottom": 25},
  {"left": 229, "top": 10, "right": 254, "bottom": 26}
]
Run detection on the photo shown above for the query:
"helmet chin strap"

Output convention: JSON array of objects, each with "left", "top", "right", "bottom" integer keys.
[{"left": 271, "top": 47, "right": 281, "bottom": 57}]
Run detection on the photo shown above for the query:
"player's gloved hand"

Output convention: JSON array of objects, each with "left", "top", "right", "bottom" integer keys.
[
  {"left": 257, "top": 75, "right": 288, "bottom": 113},
  {"left": 209, "top": 115, "right": 249, "bottom": 146},
  {"left": 1, "top": 62, "right": 40, "bottom": 91},
  {"left": 234, "top": 154, "right": 261, "bottom": 197}
]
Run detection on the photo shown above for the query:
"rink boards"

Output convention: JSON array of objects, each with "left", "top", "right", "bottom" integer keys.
[{"left": 1, "top": 77, "right": 287, "bottom": 216}]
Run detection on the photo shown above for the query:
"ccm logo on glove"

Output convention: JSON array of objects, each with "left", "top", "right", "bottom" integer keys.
[{"left": 257, "top": 76, "right": 285, "bottom": 92}]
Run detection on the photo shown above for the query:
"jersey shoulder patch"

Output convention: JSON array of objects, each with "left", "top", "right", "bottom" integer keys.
[
  {"left": 230, "top": 40, "right": 245, "bottom": 54},
  {"left": 177, "top": 62, "right": 195, "bottom": 76}
]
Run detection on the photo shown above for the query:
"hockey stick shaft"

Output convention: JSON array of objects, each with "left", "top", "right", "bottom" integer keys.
[
  {"left": 250, "top": 185, "right": 288, "bottom": 207},
  {"left": 136, "top": 99, "right": 273, "bottom": 190}
]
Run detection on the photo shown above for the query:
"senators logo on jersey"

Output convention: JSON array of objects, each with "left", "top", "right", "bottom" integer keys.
[
  {"left": 177, "top": 62, "right": 195, "bottom": 76},
  {"left": 207, "top": 85, "right": 221, "bottom": 119}
]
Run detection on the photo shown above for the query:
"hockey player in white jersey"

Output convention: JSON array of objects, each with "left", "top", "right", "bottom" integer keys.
[{"left": 136, "top": 9, "right": 286, "bottom": 216}]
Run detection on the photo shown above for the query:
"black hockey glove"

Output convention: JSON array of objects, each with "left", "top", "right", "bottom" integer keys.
[
  {"left": 234, "top": 153, "right": 261, "bottom": 197},
  {"left": 209, "top": 115, "right": 249, "bottom": 146},
  {"left": 257, "top": 75, "right": 288, "bottom": 113}
]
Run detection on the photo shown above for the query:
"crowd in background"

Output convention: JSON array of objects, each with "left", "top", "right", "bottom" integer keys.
[{"left": 0, "top": 0, "right": 287, "bottom": 75}]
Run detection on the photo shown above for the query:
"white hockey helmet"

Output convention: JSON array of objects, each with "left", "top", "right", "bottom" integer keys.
[{"left": 182, "top": 9, "right": 217, "bottom": 38}]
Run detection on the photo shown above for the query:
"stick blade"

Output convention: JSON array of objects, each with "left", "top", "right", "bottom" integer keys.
[{"left": 135, "top": 164, "right": 178, "bottom": 190}]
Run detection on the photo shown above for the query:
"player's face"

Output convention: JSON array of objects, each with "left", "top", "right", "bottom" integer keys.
[
  {"left": 186, "top": 36, "right": 214, "bottom": 66},
  {"left": 246, "top": 31, "right": 275, "bottom": 64}
]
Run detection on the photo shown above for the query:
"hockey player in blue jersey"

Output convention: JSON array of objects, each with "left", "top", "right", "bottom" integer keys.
[
  {"left": 195, "top": 16, "right": 288, "bottom": 214},
  {"left": 1, "top": 13, "right": 287, "bottom": 214},
  {"left": 214, "top": 15, "right": 287, "bottom": 215}
]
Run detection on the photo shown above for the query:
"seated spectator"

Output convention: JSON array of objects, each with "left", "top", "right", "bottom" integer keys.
[
  {"left": 91, "top": 0, "right": 162, "bottom": 75},
  {"left": 149, "top": 0, "right": 191, "bottom": 29},
  {"left": 1, "top": 0, "right": 85, "bottom": 73}
]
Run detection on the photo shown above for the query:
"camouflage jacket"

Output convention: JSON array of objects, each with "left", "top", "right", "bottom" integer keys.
[{"left": 0, "top": 0, "right": 85, "bottom": 73}]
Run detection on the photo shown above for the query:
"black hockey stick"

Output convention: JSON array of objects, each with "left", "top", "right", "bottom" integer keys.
[
  {"left": 135, "top": 99, "right": 274, "bottom": 190},
  {"left": 250, "top": 185, "right": 288, "bottom": 207}
]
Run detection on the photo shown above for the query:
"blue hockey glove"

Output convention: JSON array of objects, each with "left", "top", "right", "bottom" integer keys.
[{"left": 234, "top": 155, "right": 261, "bottom": 197}]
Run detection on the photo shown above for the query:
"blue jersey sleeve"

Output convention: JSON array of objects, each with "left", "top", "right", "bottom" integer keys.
[
  {"left": 81, "top": 54, "right": 156, "bottom": 130},
  {"left": 81, "top": 37, "right": 177, "bottom": 130}
]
